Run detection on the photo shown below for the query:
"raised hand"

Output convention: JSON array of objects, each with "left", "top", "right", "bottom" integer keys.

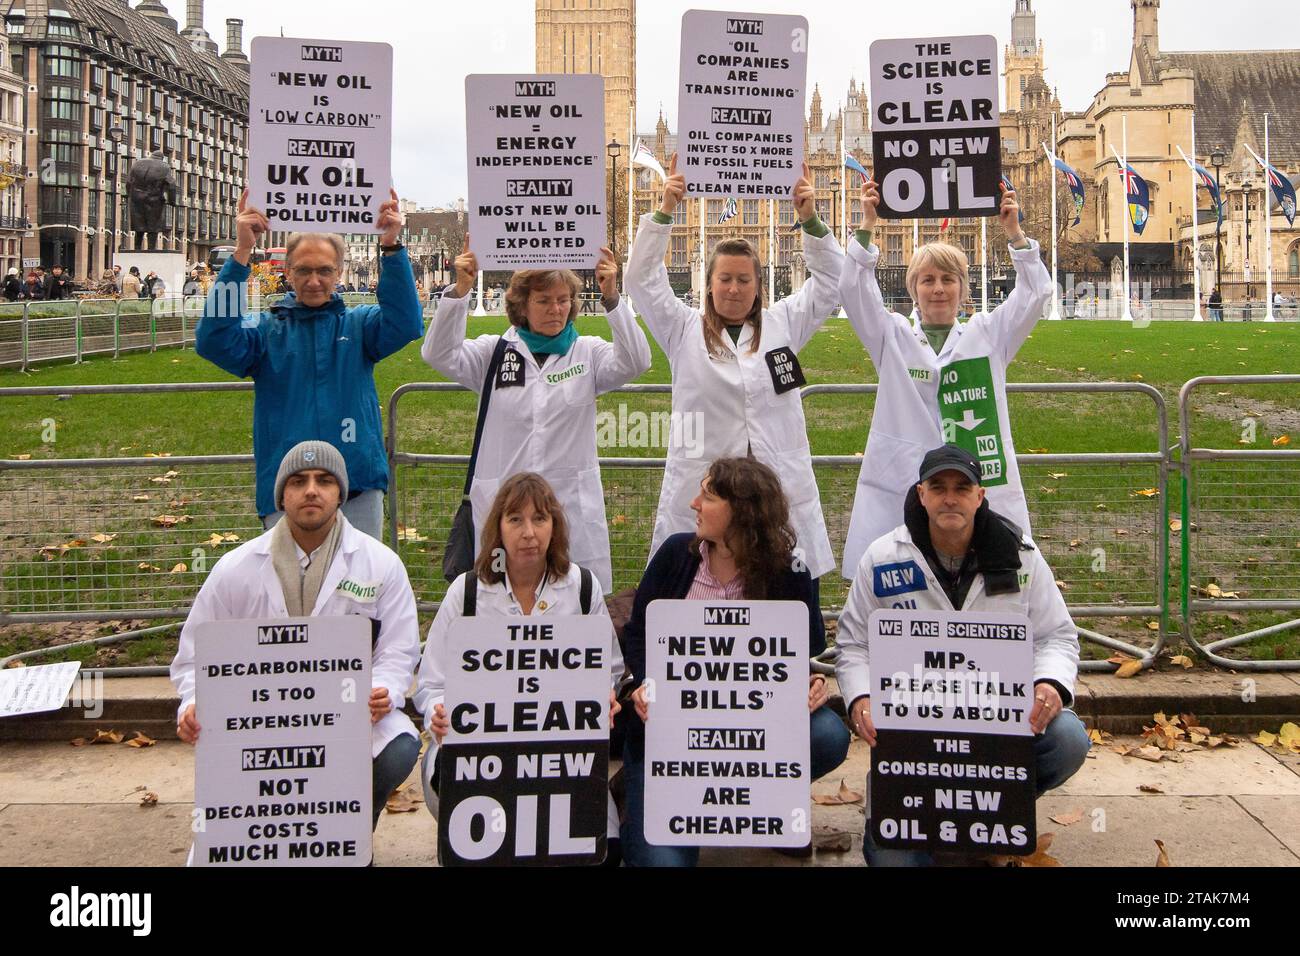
[
  {"left": 453, "top": 234, "right": 478, "bottom": 298},
  {"left": 999, "top": 182, "right": 1025, "bottom": 243},
  {"left": 377, "top": 187, "right": 403, "bottom": 246},
  {"left": 596, "top": 246, "right": 619, "bottom": 301},
  {"left": 793, "top": 159, "right": 816, "bottom": 222},
  {"left": 659, "top": 152, "right": 686, "bottom": 217},
  {"left": 234, "top": 188, "right": 269, "bottom": 262},
  {"left": 859, "top": 178, "right": 881, "bottom": 231}
]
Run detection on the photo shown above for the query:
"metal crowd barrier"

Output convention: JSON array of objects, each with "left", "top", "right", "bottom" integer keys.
[{"left": 1178, "top": 374, "right": 1300, "bottom": 670}]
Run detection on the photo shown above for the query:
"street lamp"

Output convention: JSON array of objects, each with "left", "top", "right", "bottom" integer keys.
[
  {"left": 1210, "top": 146, "right": 1225, "bottom": 297},
  {"left": 607, "top": 138, "right": 622, "bottom": 258},
  {"left": 830, "top": 177, "right": 840, "bottom": 240},
  {"left": 106, "top": 125, "right": 126, "bottom": 274}
]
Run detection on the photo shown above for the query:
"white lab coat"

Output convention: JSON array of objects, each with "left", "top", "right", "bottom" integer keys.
[
  {"left": 837, "top": 237, "right": 1054, "bottom": 577},
  {"left": 414, "top": 564, "right": 626, "bottom": 838},
  {"left": 625, "top": 213, "right": 844, "bottom": 578},
  {"left": 171, "top": 514, "right": 421, "bottom": 758},
  {"left": 835, "top": 522, "right": 1079, "bottom": 709},
  {"left": 422, "top": 293, "right": 651, "bottom": 591}
]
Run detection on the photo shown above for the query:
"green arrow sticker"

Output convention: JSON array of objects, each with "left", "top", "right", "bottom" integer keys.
[{"left": 938, "top": 356, "right": 1007, "bottom": 486}]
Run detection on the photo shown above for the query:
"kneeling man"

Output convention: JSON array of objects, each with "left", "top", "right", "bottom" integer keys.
[{"left": 836, "top": 444, "right": 1090, "bottom": 866}]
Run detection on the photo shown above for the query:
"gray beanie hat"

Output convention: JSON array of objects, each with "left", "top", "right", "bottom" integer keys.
[{"left": 274, "top": 441, "right": 349, "bottom": 510}]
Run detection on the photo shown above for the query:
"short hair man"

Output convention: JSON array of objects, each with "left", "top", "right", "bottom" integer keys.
[
  {"left": 170, "top": 441, "right": 421, "bottom": 834},
  {"left": 836, "top": 444, "right": 1090, "bottom": 866},
  {"left": 196, "top": 188, "right": 422, "bottom": 539}
]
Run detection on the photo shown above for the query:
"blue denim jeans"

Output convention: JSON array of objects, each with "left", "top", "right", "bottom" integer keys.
[
  {"left": 621, "top": 705, "right": 852, "bottom": 867},
  {"left": 372, "top": 732, "right": 420, "bottom": 829},
  {"left": 861, "top": 708, "right": 1091, "bottom": 867},
  {"left": 263, "top": 488, "right": 385, "bottom": 541}
]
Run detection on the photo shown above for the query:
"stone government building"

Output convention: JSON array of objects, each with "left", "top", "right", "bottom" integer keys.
[{"left": 4, "top": 0, "right": 250, "bottom": 278}]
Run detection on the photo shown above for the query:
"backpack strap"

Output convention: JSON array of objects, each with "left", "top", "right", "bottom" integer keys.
[
  {"left": 579, "top": 566, "right": 593, "bottom": 615},
  {"left": 461, "top": 338, "right": 512, "bottom": 500},
  {"left": 462, "top": 571, "right": 478, "bottom": 617}
]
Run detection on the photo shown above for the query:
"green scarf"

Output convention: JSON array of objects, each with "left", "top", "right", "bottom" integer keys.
[{"left": 517, "top": 320, "right": 578, "bottom": 356}]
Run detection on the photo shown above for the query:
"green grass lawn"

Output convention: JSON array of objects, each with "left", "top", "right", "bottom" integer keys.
[{"left": 1, "top": 317, "right": 1297, "bottom": 665}]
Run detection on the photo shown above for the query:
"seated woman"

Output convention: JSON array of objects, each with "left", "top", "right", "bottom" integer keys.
[
  {"left": 414, "top": 472, "right": 627, "bottom": 863},
  {"left": 619, "top": 456, "right": 851, "bottom": 866}
]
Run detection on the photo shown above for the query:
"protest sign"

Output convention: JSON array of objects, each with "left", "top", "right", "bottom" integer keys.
[
  {"left": 868, "top": 608, "right": 1036, "bottom": 855},
  {"left": 466, "top": 74, "right": 605, "bottom": 270},
  {"left": 439, "top": 615, "right": 612, "bottom": 866},
  {"left": 0, "top": 661, "right": 81, "bottom": 718},
  {"left": 677, "top": 10, "right": 808, "bottom": 198},
  {"left": 193, "top": 616, "right": 373, "bottom": 866},
  {"left": 249, "top": 37, "right": 393, "bottom": 232},
  {"left": 869, "top": 36, "right": 1001, "bottom": 219},
  {"left": 643, "top": 600, "right": 810, "bottom": 847}
]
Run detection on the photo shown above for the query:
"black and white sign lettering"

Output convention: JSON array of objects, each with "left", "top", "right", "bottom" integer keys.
[
  {"left": 440, "top": 615, "right": 611, "bottom": 866},
  {"left": 644, "top": 600, "right": 810, "bottom": 847},
  {"left": 0, "top": 661, "right": 81, "bottom": 717},
  {"left": 193, "top": 617, "right": 373, "bottom": 866},
  {"left": 868, "top": 608, "right": 1036, "bottom": 855},
  {"left": 249, "top": 38, "right": 392, "bottom": 233},
  {"left": 677, "top": 10, "right": 808, "bottom": 198},
  {"left": 869, "top": 36, "right": 1000, "bottom": 219},
  {"left": 466, "top": 75, "right": 605, "bottom": 270}
]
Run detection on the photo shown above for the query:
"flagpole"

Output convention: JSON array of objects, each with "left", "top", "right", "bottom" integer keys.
[
  {"left": 1265, "top": 114, "right": 1275, "bottom": 321},
  {"left": 767, "top": 199, "right": 775, "bottom": 304},
  {"left": 1046, "top": 112, "right": 1061, "bottom": 320},
  {"left": 980, "top": 216, "right": 988, "bottom": 313},
  {"left": 626, "top": 110, "right": 635, "bottom": 259},
  {"left": 1108, "top": 116, "right": 1133, "bottom": 323},
  {"left": 1175, "top": 142, "right": 1204, "bottom": 321}
]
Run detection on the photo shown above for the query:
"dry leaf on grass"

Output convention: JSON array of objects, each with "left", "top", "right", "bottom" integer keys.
[
  {"left": 1154, "top": 839, "right": 1171, "bottom": 867},
  {"left": 1115, "top": 659, "right": 1143, "bottom": 679},
  {"left": 132, "top": 494, "right": 150, "bottom": 502},
  {"left": 90, "top": 533, "right": 117, "bottom": 544},
  {"left": 1168, "top": 654, "right": 1194, "bottom": 669},
  {"left": 1049, "top": 809, "right": 1084, "bottom": 826},
  {"left": 125, "top": 732, "right": 156, "bottom": 748},
  {"left": 812, "top": 779, "right": 864, "bottom": 806},
  {"left": 139, "top": 791, "right": 159, "bottom": 807},
  {"left": 151, "top": 514, "right": 191, "bottom": 528},
  {"left": 1274, "top": 435, "right": 1291, "bottom": 447},
  {"left": 90, "top": 729, "right": 124, "bottom": 745}
]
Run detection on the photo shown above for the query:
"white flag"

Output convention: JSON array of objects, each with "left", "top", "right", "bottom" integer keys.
[{"left": 631, "top": 138, "right": 667, "bottom": 181}]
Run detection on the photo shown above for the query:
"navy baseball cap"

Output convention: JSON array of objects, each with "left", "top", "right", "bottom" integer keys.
[{"left": 918, "top": 444, "right": 982, "bottom": 485}]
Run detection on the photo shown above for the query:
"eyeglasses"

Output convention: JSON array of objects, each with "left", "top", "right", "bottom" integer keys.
[{"left": 290, "top": 266, "right": 339, "bottom": 280}]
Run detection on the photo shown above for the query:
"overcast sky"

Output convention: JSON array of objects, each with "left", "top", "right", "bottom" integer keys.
[{"left": 177, "top": 0, "right": 1297, "bottom": 208}]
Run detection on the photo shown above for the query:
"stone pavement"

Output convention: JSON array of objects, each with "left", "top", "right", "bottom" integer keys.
[{"left": 1, "top": 730, "right": 1297, "bottom": 867}]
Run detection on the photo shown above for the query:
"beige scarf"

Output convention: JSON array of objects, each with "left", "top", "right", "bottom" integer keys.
[{"left": 270, "top": 514, "right": 345, "bottom": 617}]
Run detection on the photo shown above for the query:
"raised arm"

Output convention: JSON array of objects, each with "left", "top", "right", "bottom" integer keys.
[
  {"left": 624, "top": 152, "right": 695, "bottom": 359},
  {"left": 768, "top": 161, "right": 845, "bottom": 353},
  {"left": 361, "top": 189, "right": 424, "bottom": 362},
  {"left": 972, "top": 184, "right": 1053, "bottom": 364},
  {"left": 195, "top": 188, "right": 266, "bottom": 377},
  {"left": 836, "top": 178, "right": 899, "bottom": 365},
  {"left": 420, "top": 234, "right": 499, "bottom": 390},
  {"left": 591, "top": 245, "right": 652, "bottom": 393}
]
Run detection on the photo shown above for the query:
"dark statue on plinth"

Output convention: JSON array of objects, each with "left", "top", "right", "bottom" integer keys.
[{"left": 126, "top": 150, "right": 178, "bottom": 251}]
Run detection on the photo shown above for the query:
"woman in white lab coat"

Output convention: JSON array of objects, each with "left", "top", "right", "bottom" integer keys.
[
  {"left": 624, "top": 154, "right": 844, "bottom": 587},
  {"left": 415, "top": 472, "right": 627, "bottom": 864},
  {"left": 837, "top": 179, "right": 1054, "bottom": 577},
  {"left": 422, "top": 240, "right": 652, "bottom": 591}
]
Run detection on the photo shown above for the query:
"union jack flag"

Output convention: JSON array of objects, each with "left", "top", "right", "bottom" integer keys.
[
  {"left": 1264, "top": 162, "right": 1297, "bottom": 226},
  {"left": 718, "top": 196, "right": 738, "bottom": 224}
]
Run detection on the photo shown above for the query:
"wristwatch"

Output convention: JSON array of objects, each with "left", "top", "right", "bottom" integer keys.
[{"left": 380, "top": 242, "right": 403, "bottom": 254}]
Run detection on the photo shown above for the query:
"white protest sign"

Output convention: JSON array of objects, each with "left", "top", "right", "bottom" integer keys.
[
  {"left": 249, "top": 37, "right": 392, "bottom": 233},
  {"left": 0, "top": 661, "right": 81, "bottom": 717},
  {"left": 869, "top": 35, "right": 1001, "bottom": 219},
  {"left": 440, "top": 614, "right": 611, "bottom": 866},
  {"left": 868, "top": 608, "right": 1036, "bottom": 855},
  {"left": 466, "top": 74, "right": 605, "bottom": 269},
  {"left": 193, "top": 616, "right": 373, "bottom": 867},
  {"left": 677, "top": 10, "right": 808, "bottom": 199},
  {"left": 644, "top": 599, "right": 810, "bottom": 847}
]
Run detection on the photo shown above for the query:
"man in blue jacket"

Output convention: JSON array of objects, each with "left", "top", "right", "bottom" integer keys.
[{"left": 197, "top": 187, "right": 422, "bottom": 539}]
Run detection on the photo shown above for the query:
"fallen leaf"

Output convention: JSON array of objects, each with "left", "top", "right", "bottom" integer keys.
[
  {"left": 168, "top": 563, "right": 188, "bottom": 574},
  {"left": 13, "top": 453, "right": 31, "bottom": 460},
  {"left": 1047, "top": 472, "right": 1068, "bottom": 480},
  {"left": 1087, "top": 729, "right": 1113, "bottom": 745},
  {"left": 1146, "top": 621, "right": 1160, "bottom": 631},
  {"left": 1139, "top": 784, "right": 1164, "bottom": 794},
  {"left": 125, "top": 732, "right": 156, "bottom": 748},
  {"left": 144, "top": 452, "right": 173, "bottom": 458},
  {"left": 1253, "top": 730, "right": 1277, "bottom": 748},
  {"left": 90, "top": 533, "right": 117, "bottom": 544},
  {"left": 69, "top": 737, "right": 87, "bottom": 747},
  {"left": 1116, "top": 528, "right": 1129, "bottom": 536},
  {"left": 1169, "top": 655, "right": 1194, "bottom": 669},
  {"left": 1049, "top": 809, "right": 1084, "bottom": 826},
  {"left": 1169, "top": 519, "right": 1182, "bottom": 533},
  {"left": 812, "top": 779, "right": 864, "bottom": 806},
  {"left": 1273, "top": 435, "right": 1291, "bottom": 446},
  {"left": 1125, "top": 745, "right": 1164, "bottom": 762},
  {"left": 1026, "top": 447, "right": 1049, "bottom": 454},
  {"left": 1115, "top": 659, "right": 1143, "bottom": 678},
  {"left": 395, "top": 525, "right": 428, "bottom": 543},
  {"left": 1055, "top": 579, "right": 1069, "bottom": 590},
  {"left": 132, "top": 494, "right": 150, "bottom": 502},
  {"left": 988, "top": 833, "right": 1062, "bottom": 868},
  {"left": 137, "top": 562, "right": 163, "bottom": 572},
  {"left": 140, "top": 791, "right": 159, "bottom": 807},
  {"left": 1094, "top": 503, "right": 1108, "bottom": 511},
  {"left": 611, "top": 514, "right": 627, "bottom": 526},
  {"left": 1038, "top": 486, "right": 1057, "bottom": 495},
  {"left": 1131, "top": 488, "right": 1159, "bottom": 498},
  {"left": 1155, "top": 839, "right": 1171, "bottom": 867},
  {"left": 90, "top": 729, "right": 124, "bottom": 745},
  {"left": 151, "top": 514, "right": 191, "bottom": 527},
  {"left": 1068, "top": 539, "right": 1081, "bottom": 549}
]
